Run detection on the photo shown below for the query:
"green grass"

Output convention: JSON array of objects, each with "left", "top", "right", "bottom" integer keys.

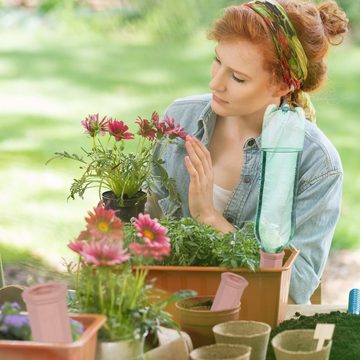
[{"left": 0, "top": 28, "right": 359, "bottom": 269}]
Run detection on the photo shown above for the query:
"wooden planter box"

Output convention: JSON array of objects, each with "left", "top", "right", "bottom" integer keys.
[
  {"left": 0, "top": 314, "right": 106, "bottom": 360},
  {"left": 139, "top": 248, "right": 299, "bottom": 328}
]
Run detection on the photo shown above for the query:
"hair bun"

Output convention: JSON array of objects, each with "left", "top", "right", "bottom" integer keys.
[{"left": 318, "top": 0, "right": 349, "bottom": 45}]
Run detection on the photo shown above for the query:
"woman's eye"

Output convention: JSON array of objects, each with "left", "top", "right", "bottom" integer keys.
[
  {"left": 232, "top": 74, "right": 245, "bottom": 83},
  {"left": 214, "top": 56, "right": 221, "bottom": 63}
]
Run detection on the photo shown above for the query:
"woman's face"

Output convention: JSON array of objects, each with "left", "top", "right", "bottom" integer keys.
[{"left": 209, "top": 39, "right": 286, "bottom": 120}]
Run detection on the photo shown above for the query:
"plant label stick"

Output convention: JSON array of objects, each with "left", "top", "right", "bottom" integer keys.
[{"left": 314, "top": 324, "right": 335, "bottom": 351}]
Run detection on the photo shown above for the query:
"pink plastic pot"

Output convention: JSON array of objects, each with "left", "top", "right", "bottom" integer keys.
[
  {"left": 211, "top": 272, "right": 248, "bottom": 311},
  {"left": 22, "top": 282, "right": 72, "bottom": 343},
  {"left": 260, "top": 251, "right": 285, "bottom": 269}
]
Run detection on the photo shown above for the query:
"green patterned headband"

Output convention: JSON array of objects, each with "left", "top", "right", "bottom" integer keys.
[{"left": 243, "top": 0, "right": 308, "bottom": 91}]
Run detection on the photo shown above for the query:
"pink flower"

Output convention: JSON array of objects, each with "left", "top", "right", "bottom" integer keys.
[
  {"left": 129, "top": 213, "right": 170, "bottom": 261},
  {"left": 80, "top": 240, "right": 129, "bottom": 266},
  {"left": 164, "top": 116, "right": 187, "bottom": 140},
  {"left": 85, "top": 205, "right": 124, "bottom": 241},
  {"left": 68, "top": 239, "right": 85, "bottom": 254},
  {"left": 136, "top": 116, "right": 156, "bottom": 140},
  {"left": 129, "top": 241, "right": 170, "bottom": 261},
  {"left": 81, "top": 114, "right": 108, "bottom": 137},
  {"left": 108, "top": 119, "right": 134, "bottom": 141},
  {"left": 133, "top": 213, "right": 169, "bottom": 243},
  {"left": 151, "top": 112, "right": 167, "bottom": 137}
]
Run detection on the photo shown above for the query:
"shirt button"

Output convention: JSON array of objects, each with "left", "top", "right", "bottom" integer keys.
[
  {"left": 247, "top": 139, "right": 255, "bottom": 147},
  {"left": 244, "top": 175, "right": 252, "bottom": 184}
]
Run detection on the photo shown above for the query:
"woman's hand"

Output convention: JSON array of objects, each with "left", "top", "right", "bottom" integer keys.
[
  {"left": 184, "top": 135, "right": 235, "bottom": 233},
  {"left": 184, "top": 135, "right": 215, "bottom": 222}
]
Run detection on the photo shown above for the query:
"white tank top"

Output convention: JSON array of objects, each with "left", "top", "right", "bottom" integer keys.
[{"left": 213, "top": 183, "right": 232, "bottom": 213}]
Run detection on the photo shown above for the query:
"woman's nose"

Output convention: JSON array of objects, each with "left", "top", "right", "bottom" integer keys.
[{"left": 209, "top": 68, "right": 226, "bottom": 92}]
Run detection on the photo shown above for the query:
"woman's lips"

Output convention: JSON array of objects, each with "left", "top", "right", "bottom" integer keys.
[{"left": 213, "top": 94, "right": 228, "bottom": 104}]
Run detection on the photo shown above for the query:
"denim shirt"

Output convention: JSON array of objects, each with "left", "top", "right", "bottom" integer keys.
[{"left": 152, "top": 93, "right": 343, "bottom": 304}]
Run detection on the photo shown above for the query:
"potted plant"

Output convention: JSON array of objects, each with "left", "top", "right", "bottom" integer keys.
[
  {"left": 130, "top": 218, "right": 299, "bottom": 328},
  {"left": 47, "top": 112, "right": 187, "bottom": 221},
  {"left": 67, "top": 204, "right": 194, "bottom": 360},
  {"left": 0, "top": 301, "right": 105, "bottom": 360}
]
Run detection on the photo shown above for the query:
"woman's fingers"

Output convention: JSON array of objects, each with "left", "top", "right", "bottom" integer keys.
[
  {"left": 185, "top": 136, "right": 206, "bottom": 179},
  {"left": 191, "top": 137, "right": 213, "bottom": 175},
  {"left": 184, "top": 155, "right": 200, "bottom": 185}
]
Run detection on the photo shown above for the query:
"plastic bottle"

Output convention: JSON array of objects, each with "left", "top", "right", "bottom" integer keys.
[{"left": 255, "top": 104, "right": 305, "bottom": 253}]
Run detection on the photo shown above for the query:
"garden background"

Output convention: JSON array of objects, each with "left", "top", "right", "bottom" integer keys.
[{"left": 0, "top": 0, "right": 359, "bottom": 303}]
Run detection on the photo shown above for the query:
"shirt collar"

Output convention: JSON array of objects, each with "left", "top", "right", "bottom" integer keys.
[{"left": 194, "top": 96, "right": 288, "bottom": 149}]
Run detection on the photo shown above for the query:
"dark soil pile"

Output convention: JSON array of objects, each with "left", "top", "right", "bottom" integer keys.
[{"left": 267, "top": 311, "right": 360, "bottom": 360}]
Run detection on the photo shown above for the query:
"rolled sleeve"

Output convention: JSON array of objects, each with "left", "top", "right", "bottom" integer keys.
[{"left": 289, "top": 171, "right": 343, "bottom": 303}]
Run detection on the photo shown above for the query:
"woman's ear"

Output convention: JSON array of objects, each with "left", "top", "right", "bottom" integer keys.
[{"left": 272, "top": 82, "right": 290, "bottom": 98}]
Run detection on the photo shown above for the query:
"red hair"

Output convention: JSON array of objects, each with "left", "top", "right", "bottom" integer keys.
[{"left": 207, "top": 0, "right": 348, "bottom": 103}]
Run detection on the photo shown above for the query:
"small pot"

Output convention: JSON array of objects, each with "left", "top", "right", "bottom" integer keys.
[
  {"left": 176, "top": 296, "right": 241, "bottom": 348},
  {"left": 259, "top": 250, "right": 285, "bottom": 269},
  {"left": 190, "top": 344, "right": 251, "bottom": 360},
  {"left": 96, "top": 336, "right": 145, "bottom": 360},
  {"left": 102, "top": 190, "right": 147, "bottom": 222},
  {"left": 213, "top": 320, "right": 271, "bottom": 360},
  {"left": 22, "top": 282, "right": 72, "bottom": 343},
  {"left": 271, "top": 329, "right": 332, "bottom": 360}
]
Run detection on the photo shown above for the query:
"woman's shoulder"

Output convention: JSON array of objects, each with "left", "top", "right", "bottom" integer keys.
[
  {"left": 163, "top": 93, "right": 212, "bottom": 129},
  {"left": 172, "top": 93, "right": 212, "bottom": 106},
  {"left": 300, "top": 120, "right": 342, "bottom": 183}
]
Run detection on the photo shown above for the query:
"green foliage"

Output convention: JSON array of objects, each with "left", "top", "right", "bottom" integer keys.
[
  {"left": 156, "top": 218, "right": 260, "bottom": 270},
  {"left": 38, "top": 0, "right": 79, "bottom": 14},
  {"left": 69, "top": 262, "right": 195, "bottom": 340},
  {"left": 214, "top": 222, "right": 260, "bottom": 270}
]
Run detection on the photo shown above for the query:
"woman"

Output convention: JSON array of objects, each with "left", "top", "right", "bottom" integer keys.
[{"left": 146, "top": 0, "right": 348, "bottom": 303}]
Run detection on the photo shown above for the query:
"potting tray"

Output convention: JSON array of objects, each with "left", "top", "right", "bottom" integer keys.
[
  {"left": 0, "top": 313, "right": 106, "bottom": 360},
  {"left": 138, "top": 248, "right": 299, "bottom": 328}
]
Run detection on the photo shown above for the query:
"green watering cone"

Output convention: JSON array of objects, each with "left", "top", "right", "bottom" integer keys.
[{"left": 255, "top": 104, "right": 305, "bottom": 267}]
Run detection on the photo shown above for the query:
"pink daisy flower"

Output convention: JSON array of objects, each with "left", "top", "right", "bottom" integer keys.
[
  {"left": 85, "top": 205, "right": 124, "bottom": 241},
  {"left": 164, "top": 115, "right": 187, "bottom": 140},
  {"left": 136, "top": 116, "right": 156, "bottom": 140},
  {"left": 129, "top": 241, "right": 170, "bottom": 261},
  {"left": 68, "top": 239, "right": 85, "bottom": 255},
  {"left": 151, "top": 112, "right": 167, "bottom": 137},
  {"left": 133, "top": 213, "right": 169, "bottom": 244},
  {"left": 80, "top": 240, "right": 129, "bottom": 266},
  {"left": 108, "top": 119, "right": 134, "bottom": 141},
  {"left": 81, "top": 114, "right": 108, "bottom": 137},
  {"left": 129, "top": 213, "right": 170, "bottom": 261}
]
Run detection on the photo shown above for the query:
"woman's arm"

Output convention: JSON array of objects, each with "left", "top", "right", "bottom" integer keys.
[{"left": 289, "top": 171, "right": 343, "bottom": 303}]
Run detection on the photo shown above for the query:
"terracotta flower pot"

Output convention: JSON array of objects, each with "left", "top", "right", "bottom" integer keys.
[
  {"left": 0, "top": 314, "right": 106, "bottom": 360},
  {"left": 213, "top": 320, "right": 271, "bottom": 360},
  {"left": 271, "top": 329, "right": 332, "bottom": 360},
  {"left": 176, "top": 296, "right": 241, "bottom": 348},
  {"left": 138, "top": 248, "right": 299, "bottom": 327},
  {"left": 190, "top": 344, "right": 251, "bottom": 360},
  {"left": 102, "top": 190, "right": 147, "bottom": 222}
]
